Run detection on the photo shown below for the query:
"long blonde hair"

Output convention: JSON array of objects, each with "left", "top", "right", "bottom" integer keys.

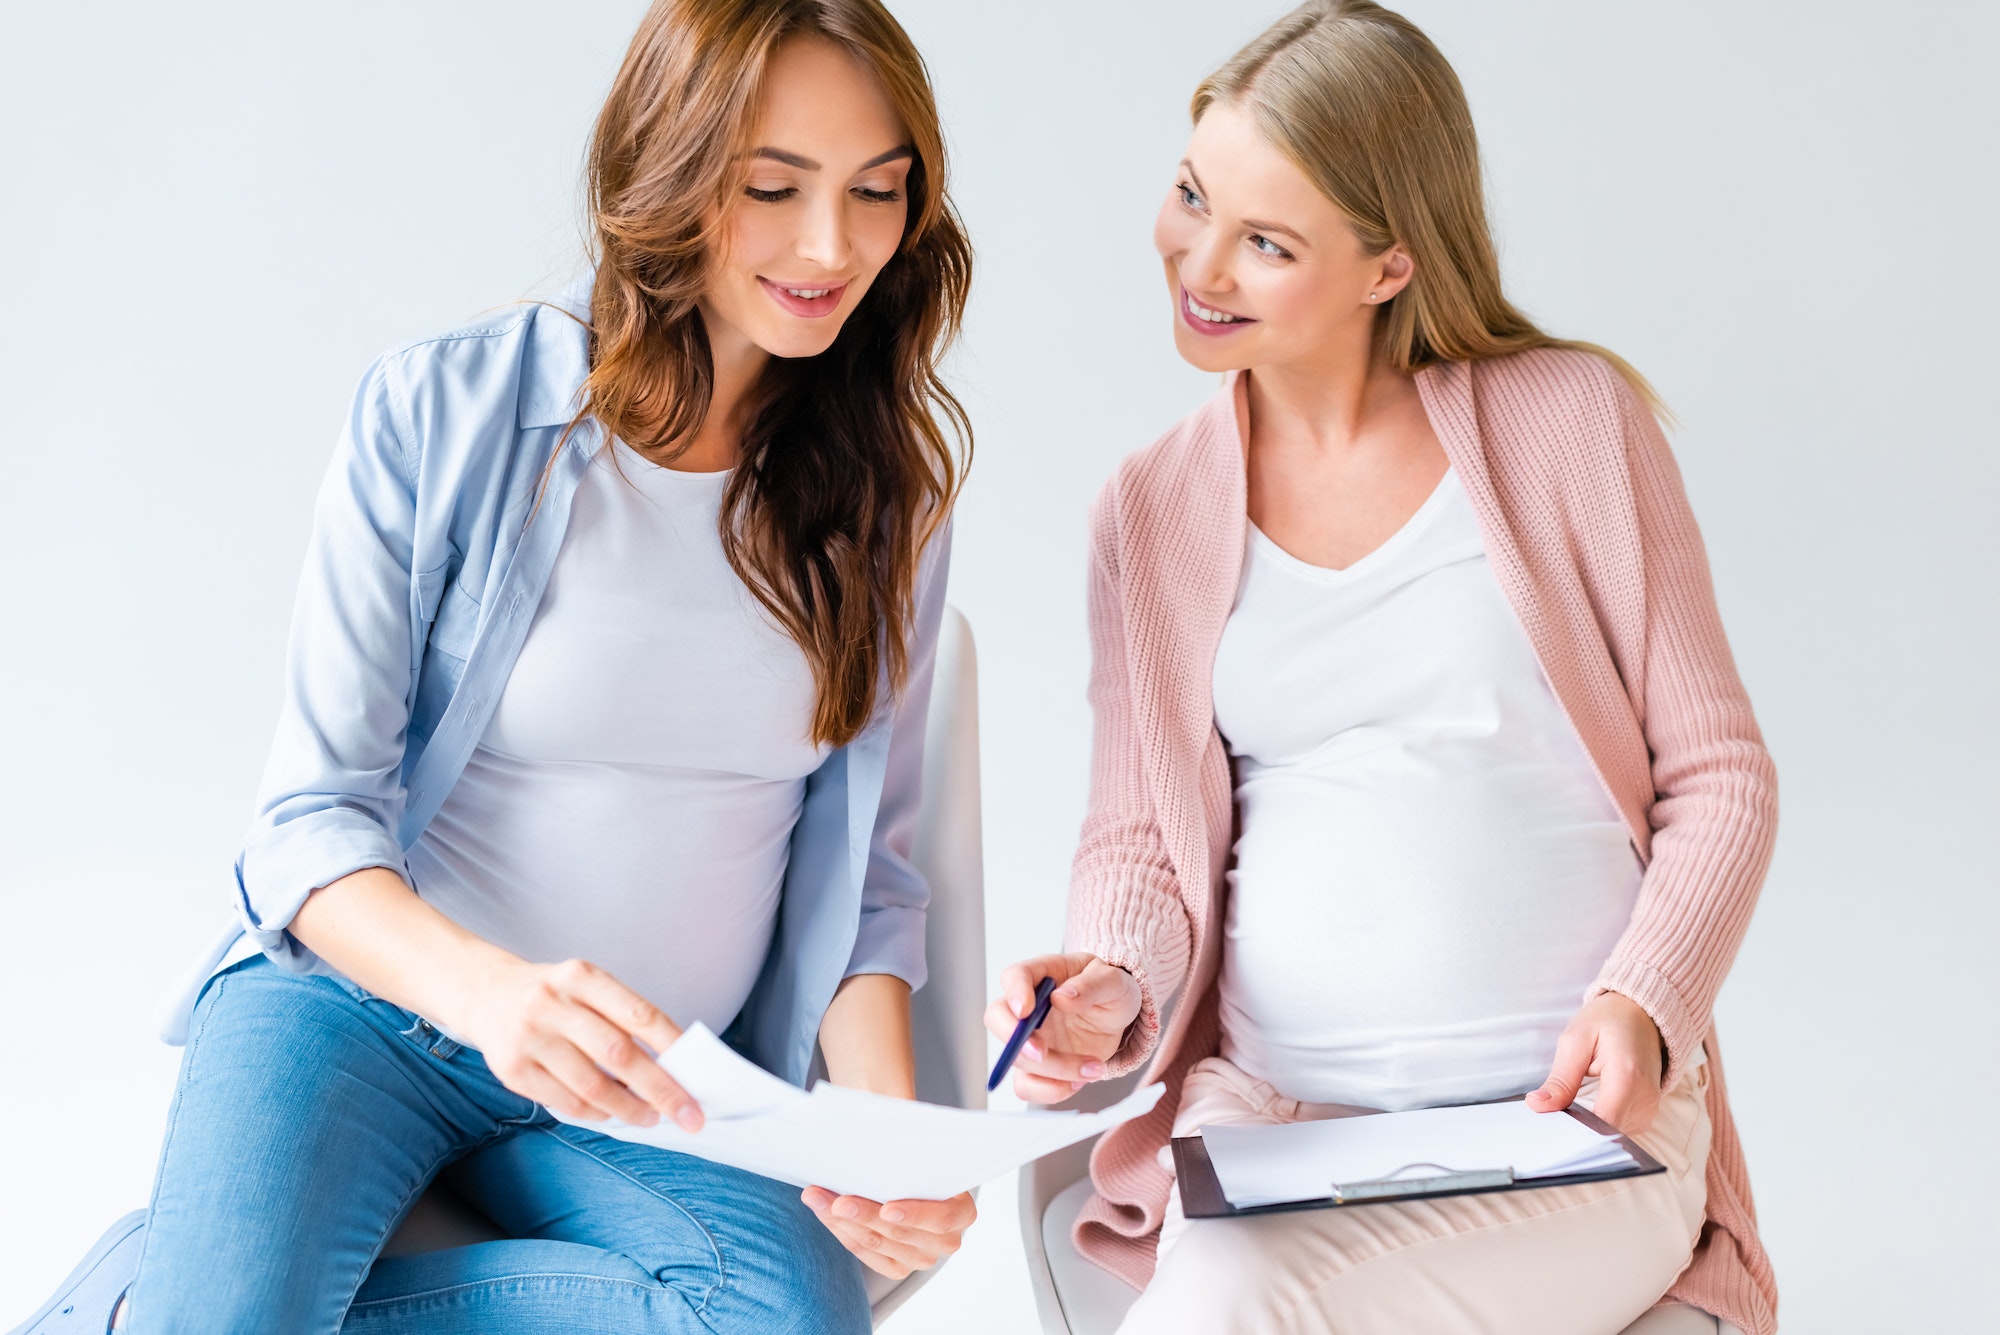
[
  {"left": 581, "top": 0, "right": 972, "bottom": 748},
  {"left": 1197, "top": 0, "right": 1664, "bottom": 418}
]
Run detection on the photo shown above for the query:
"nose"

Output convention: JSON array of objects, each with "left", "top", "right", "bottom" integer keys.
[
  {"left": 794, "top": 189, "right": 854, "bottom": 275},
  {"left": 1179, "top": 226, "right": 1232, "bottom": 299}
]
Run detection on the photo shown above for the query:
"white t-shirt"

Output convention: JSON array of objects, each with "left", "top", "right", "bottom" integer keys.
[
  {"left": 1211, "top": 470, "right": 1643, "bottom": 1110},
  {"left": 407, "top": 443, "right": 826, "bottom": 1034}
]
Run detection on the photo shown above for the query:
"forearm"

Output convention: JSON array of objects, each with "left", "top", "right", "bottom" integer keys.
[
  {"left": 818, "top": 973, "right": 915, "bottom": 1099},
  {"left": 289, "top": 865, "right": 524, "bottom": 1035}
]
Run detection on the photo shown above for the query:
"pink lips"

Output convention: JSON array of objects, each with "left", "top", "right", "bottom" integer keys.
[
  {"left": 759, "top": 277, "right": 848, "bottom": 318},
  {"left": 1180, "top": 286, "right": 1256, "bottom": 337}
]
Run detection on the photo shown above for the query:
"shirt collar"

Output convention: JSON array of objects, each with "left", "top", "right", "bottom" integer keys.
[{"left": 516, "top": 272, "right": 596, "bottom": 431}]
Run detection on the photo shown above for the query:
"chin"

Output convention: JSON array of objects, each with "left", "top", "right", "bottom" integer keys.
[
  {"left": 751, "top": 323, "right": 845, "bottom": 361},
  {"left": 1171, "top": 325, "right": 1255, "bottom": 375}
]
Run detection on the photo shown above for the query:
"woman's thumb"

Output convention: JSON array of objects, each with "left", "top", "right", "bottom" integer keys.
[{"left": 1529, "top": 1032, "right": 1589, "bottom": 1110}]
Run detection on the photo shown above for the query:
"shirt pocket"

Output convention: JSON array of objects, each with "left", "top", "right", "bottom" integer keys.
[
  {"left": 410, "top": 582, "right": 482, "bottom": 746},
  {"left": 411, "top": 555, "right": 465, "bottom": 677},
  {"left": 427, "top": 582, "right": 482, "bottom": 662}
]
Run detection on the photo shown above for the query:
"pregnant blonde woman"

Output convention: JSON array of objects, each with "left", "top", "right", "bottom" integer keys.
[{"left": 989, "top": 4, "right": 1777, "bottom": 1332}]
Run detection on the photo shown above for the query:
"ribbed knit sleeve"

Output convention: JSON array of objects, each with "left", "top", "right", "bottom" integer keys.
[
  {"left": 1066, "top": 489, "right": 1195, "bottom": 1076},
  {"left": 1587, "top": 382, "right": 1779, "bottom": 1085}
]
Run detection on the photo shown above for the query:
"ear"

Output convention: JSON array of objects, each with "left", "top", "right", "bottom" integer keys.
[{"left": 1372, "top": 244, "right": 1416, "bottom": 301}]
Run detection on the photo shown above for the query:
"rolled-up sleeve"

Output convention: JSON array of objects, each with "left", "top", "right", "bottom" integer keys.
[
  {"left": 235, "top": 355, "right": 421, "bottom": 962},
  {"left": 841, "top": 520, "right": 953, "bottom": 990}
]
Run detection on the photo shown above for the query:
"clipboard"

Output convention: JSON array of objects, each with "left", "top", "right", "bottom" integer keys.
[{"left": 1171, "top": 1102, "right": 1666, "bottom": 1219}]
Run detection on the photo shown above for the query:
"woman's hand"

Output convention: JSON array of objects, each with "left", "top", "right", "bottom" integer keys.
[
  {"left": 983, "top": 952, "right": 1142, "bottom": 1104},
  {"left": 801, "top": 1188, "right": 975, "bottom": 1281},
  {"left": 806, "top": 973, "right": 975, "bottom": 1276},
  {"left": 289, "top": 867, "right": 701, "bottom": 1131},
  {"left": 1526, "top": 991, "right": 1665, "bottom": 1135},
  {"left": 452, "top": 956, "right": 702, "bottom": 1131}
]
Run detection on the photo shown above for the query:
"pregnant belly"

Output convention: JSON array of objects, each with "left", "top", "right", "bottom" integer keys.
[
  {"left": 1218, "top": 762, "right": 1641, "bottom": 1107},
  {"left": 407, "top": 746, "right": 801, "bottom": 1035}
]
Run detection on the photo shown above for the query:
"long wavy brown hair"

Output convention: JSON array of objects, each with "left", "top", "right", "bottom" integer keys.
[{"left": 578, "top": 0, "right": 971, "bottom": 748}]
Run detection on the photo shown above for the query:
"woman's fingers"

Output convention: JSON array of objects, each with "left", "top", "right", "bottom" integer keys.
[
  {"left": 875, "top": 1192, "right": 977, "bottom": 1236},
  {"left": 1012, "top": 1035, "right": 1107, "bottom": 1083},
  {"left": 825, "top": 1192, "right": 970, "bottom": 1255},
  {"left": 554, "top": 1005, "right": 700, "bottom": 1130},
  {"left": 1531, "top": 992, "right": 1664, "bottom": 1134},
  {"left": 801, "top": 1189, "right": 950, "bottom": 1278},
  {"left": 818, "top": 1192, "right": 972, "bottom": 1244},
  {"left": 988, "top": 954, "right": 1134, "bottom": 1100},
  {"left": 1051, "top": 958, "right": 1138, "bottom": 1015},
  {"left": 531, "top": 1032, "right": 660, "bottom": 1126},
  {"left": 558, "top": 960, "right": 687, "bottom": 1056},
  {"left": 1012, "top": 1069, "right": 1085, "bottom": 1104},
  {"left": 1585, "top": 1041, "right": 1661, "bottom": 1135},
  {"left": 997, "top": 954, "right": 1088, "bottom": 1020},
  {"left": 834, "top": 1221, "right": 929, "bottom": 1278},
  {"left": 510, "top": 1061, "right": 614, "bottom": 1123},
  {"left": 1526, "top": 1024, "right": 1592, "bottom": 1113},
  {"left": 982, "top": 996, "right": 1025, "bottom": 1042},
  {"left": 551, "top": 960, "right": 701, "bottom": 1130},
  {"left": 1591, "top": 1066, "right": 1648, "bottom": 1135},
  {"left": 1586, "top": 992, "right": 1664, "bottom": 1135}
]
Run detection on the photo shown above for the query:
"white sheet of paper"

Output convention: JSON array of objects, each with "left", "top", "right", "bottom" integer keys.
[
  {"left": 1202, "top": 1099, "right": 1635, "bottom": 1208},
  {"left": 554, "top": 1023, "right": 1164, "bottom": 1202}
]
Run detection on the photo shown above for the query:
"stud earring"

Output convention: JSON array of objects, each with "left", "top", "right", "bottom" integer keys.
[{"left": 1368, "top": 292, "right": 1378, "bottom": 301}]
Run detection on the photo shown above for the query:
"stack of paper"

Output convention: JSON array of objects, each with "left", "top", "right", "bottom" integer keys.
[
  {"left": 1202, "top": 1100, "right": 1635, "bottom": 1208},
  {"left": 557, "top": 1023, "right": 1165, "bottom": 1202}
]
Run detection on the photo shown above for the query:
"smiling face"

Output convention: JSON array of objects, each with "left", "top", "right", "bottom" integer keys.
[
  {"left": 1153, "top": 100, "right": 1413, "bottom": 376},
  {"left": 700, "top": 36, "right": 913, "bottom": 363}
]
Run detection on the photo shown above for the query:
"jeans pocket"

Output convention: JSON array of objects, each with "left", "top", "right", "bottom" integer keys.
[
  {"left": 332, "top": 973, "right": 426, "bottom": 1033},
  {"left": 329, "top": 973, "right": 465, "bottom": 1060}
]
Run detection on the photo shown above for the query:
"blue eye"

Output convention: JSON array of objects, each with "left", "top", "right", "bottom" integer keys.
[
  {"left": 1177, "top": 181, "right": 1204, "bottom": 210},
  {"left": 1250, "top": 234, "right": 1294, "bottom": 260}
]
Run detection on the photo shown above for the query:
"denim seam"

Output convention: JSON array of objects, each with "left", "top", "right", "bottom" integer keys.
[
  {"left": 336, "top": 1153, "right": 463, "bottom": 1335},
  {"left": 531, "top": 1124, "right": 727, "bottom": 1318},
  {"left": 128, "top": 968, "right": 231, "bottom": 1308},
  {"left": 342, "top": 1003, "right": 474, "bottom": 1335},
  {"left": 344, "top": 1269, "right": 665, "bottom": 1319}
]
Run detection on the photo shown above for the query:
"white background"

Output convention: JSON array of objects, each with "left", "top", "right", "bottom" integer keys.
[{"left": 2, "top": 2, "right": 1994, "bottom": 1330}]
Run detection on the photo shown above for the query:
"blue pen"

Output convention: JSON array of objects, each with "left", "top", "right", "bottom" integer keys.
[{"left": 987, "top": 976, "right": 1058, "bottom": 1093}]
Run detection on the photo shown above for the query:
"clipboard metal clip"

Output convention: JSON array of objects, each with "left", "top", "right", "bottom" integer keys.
[{"left": 1330, "top": 1161, "right": 1516, "bottom": 1204}]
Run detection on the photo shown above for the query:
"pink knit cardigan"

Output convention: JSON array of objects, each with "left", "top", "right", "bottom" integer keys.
[{"left": 1065, "top": 350, "right": 1779, "bottom": 1334}]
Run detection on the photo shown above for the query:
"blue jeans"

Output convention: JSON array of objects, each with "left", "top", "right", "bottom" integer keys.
[{"left": 128, "top": 956, "right": 870, "bottom": 1334}]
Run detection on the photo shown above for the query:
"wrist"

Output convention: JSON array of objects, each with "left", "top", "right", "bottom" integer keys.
[
  {"left": 421, "top": 938, "right": 530, "bottom": 1040},
  {"left": 833, "top": 1066, "right": 917, "bottom": 1101}
]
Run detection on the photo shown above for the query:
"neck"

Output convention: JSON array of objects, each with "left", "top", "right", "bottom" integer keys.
[
  {"left": 1243, "top": 313, "right": 1406, "bottom": 454},
  {"left": 672, "top": 309, "right": 770, "bottom": 473}
]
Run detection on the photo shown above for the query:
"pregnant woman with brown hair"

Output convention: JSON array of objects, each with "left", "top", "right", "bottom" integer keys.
[
  {"left": 15, "top": 2, "right": 974, "bottom": 1332},
  {"left": 990, "top": 4, "right": 1778, "bottom": 1332}
]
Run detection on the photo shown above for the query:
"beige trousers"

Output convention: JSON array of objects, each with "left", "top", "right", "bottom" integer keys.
[{"left": 1115, "top": 1058, "right": 1712, "bottom": 1335}]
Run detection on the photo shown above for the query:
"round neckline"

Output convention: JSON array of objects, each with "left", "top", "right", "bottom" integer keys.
[
  {"left": 604, "top": 440, "right": 733, "bottom": 482},
  {"left": 1248, "top": 467, "right": 1460, "bottom": 583}
]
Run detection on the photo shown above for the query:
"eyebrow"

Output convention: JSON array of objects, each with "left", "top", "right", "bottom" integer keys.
[
  {"left": 750, "top": 145, "right": 915, "bottom": 172},
  {"left": 1242, "top": 216, "right": 1308, "bottom": 243},
  {"left": 1181, "top": 158, "right": 1310, "bottom": 245}
]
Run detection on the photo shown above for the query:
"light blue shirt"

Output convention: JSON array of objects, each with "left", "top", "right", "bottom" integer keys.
[{"left": 160, "top": 280, "right": 947, "bottom": 1086}]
